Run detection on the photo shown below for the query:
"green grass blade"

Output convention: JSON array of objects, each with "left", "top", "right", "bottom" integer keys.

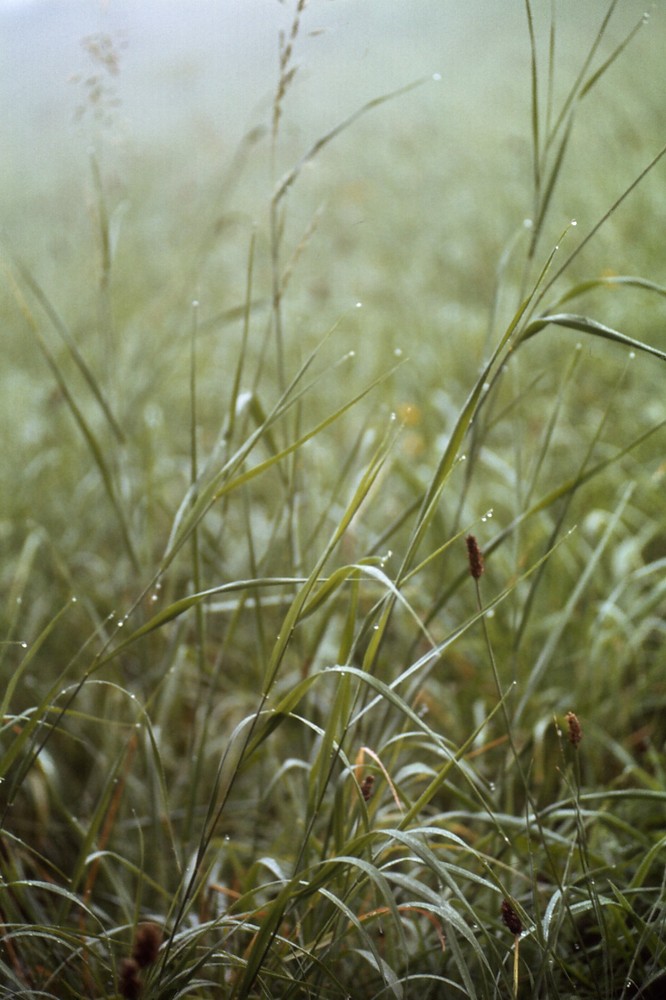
[{"left": 519, "top": 312, "right": 666, "bottom": 361}]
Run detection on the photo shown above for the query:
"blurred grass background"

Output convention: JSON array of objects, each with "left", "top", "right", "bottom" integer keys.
[{"left": 2, "top": 0, "right": 664, "bottom": 542}]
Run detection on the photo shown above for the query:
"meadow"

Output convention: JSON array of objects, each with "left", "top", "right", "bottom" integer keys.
[{"left": 1, "top": 1, "right": 665, "bottom": 996}]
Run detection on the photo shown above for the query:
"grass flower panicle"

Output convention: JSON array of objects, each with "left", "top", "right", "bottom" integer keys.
[
  {"left": 131, "top": 922, "right": 163, "bottom": 968},
  {"left": 360, "top": 774, "right": 375, "bottom": 801},
  {"left": 501, "top": 898, "right": 523, "bottom": 937},
  {"left": 466, "top": 533, "right": 485, "bottom": 580},
  {"left": 566, "top": 710, "right": 583, "bottom": 748},
  {"left": 118, "top": 957, "right": 142, "bottom": 1000}
]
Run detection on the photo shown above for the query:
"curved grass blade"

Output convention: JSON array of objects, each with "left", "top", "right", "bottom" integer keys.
[{"left": 519, "top": 312, "right": 666, "bottom": 361}]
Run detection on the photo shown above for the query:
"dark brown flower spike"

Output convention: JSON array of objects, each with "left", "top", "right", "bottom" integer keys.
[
  {"left": 132, "top": 922, "right": 163, "bottom": 968},
  {"left": 466, "top": 534, "right": 484, "bottom": 580},
  {"left": 360, "top": 775, "right": 375, "bottom": 802},
  {"left": 119, "top": 958, "right": 141, "bottom": 1000},
  {"left": 566, "top": 711, "right": 583, "bottom": 748},
  {"left": 501, "top": 898, "right": 523, "bottom": 936}
]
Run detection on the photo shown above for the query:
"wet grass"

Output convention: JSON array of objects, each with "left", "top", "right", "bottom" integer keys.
[{"left": 1, "top": 1, "right": 665, "bottom": 997}]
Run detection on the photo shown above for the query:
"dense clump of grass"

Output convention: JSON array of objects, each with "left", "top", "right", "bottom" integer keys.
[{"left": 1, "top": 1, "right": 665, "bottom": 997}]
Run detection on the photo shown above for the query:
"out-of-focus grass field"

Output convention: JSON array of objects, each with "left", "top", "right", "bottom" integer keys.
[
  {"left": 1, "top": 1, "right": 666, "bottom": 997},
  {"left": 1, "top": 1, "right": 663, "bottom": 574}
]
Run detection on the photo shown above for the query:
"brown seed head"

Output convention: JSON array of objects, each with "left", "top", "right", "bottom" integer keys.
[
  {"left": 132, "top": 922, "right": 163, "bottom": 968},
  {"left": 360, "top": 775, "right": 375, "bottom": 802},
  {"left": 119, "top": 958, "right": 141, "bottom": 1000},
  {"left": 466, "top": 535, "right": 484, "bottom": 580},
  {"left": 566, "top": 711, "right": 583, "bottom": 749},
  {"left": 501, "top": 898, "right": 523, "bottom": 936}
]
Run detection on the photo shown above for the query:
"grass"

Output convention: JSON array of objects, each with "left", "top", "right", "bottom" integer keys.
[{"left": 1, "top": 0, "right": 666, "bottom": 996}]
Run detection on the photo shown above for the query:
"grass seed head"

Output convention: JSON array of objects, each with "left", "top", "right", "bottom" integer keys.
[
  {"left": 132, "top": 921, "right": 163, "bottom": 967},
  {"left": 360, "top": 774, "right": 375, "bottom": 801},
  {"left": 566, "top": 711, "right": 583, "bottom": 748},
  {"left": 466, "top": 534, "right": 484, "bottom": 580},
  {"left": 501, "top": 898, "right": 523, "bottom": 936},
  {"left": 119, "top": 957, "right": 142, "bottom": 999}
]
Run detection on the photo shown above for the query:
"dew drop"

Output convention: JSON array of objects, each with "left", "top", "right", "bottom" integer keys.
[
  {"left": 570, "top": 219, "right": 577, "bottom": 227},
  {"left": 523, "top": 218, "right": 533, "bottom": 229},
  {"left": 16, "top": 596, "right": 22, "bottom": 605},
  {"left": 355, "top": 301, "right": 363, "bottom": 309},
  {"left": 192, "top": 299, "right": 199, "bottom": 309},
  {"left": 393, "top": 347, "right": 403, "bottom": 357},
  {"left": 150, "top": 593, "right": 159, "bottom": 603},
  {"left": 432, "top": 72, "right": 442, "bottom": 81},
  {"left": 629, "top": 351, "right": 636, "bottom": 360},
  {"left": 20, "top": 641, "right": 28, "bottom": 649},
  {"left": 486, "top": 608, "right": 495, "bottom": 618},
  {"left": 642, "top": 11, "right": 650, "bottom": 23},
  {"left": 347, "top": 350, "right": 356, "bottom": 359}
]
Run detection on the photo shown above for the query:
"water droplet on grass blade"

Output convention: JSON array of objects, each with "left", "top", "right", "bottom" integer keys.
[
  {"left": 432, "top": 72, "right": 442, "bottom": 81},
  {"left": 355, "top": 301, "right": 363, "bottom": 308}
]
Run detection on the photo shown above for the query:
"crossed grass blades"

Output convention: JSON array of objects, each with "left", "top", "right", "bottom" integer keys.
[{"left": 1, "top": 1, "right": 665, "bottom": 997}]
